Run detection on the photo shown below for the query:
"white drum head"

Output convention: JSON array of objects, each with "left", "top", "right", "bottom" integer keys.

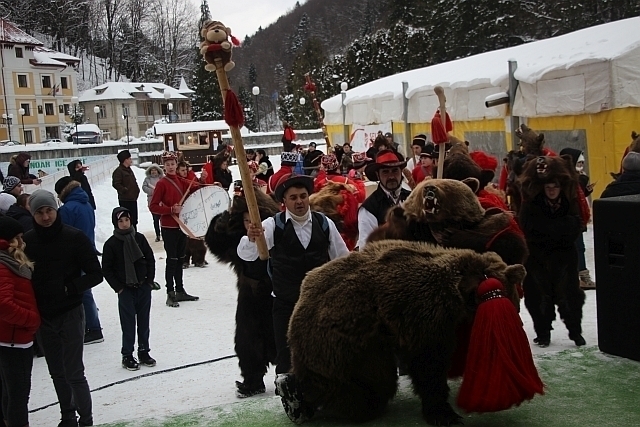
[{"left": 178, "top": 186, "right": 231, "bottom": 238}]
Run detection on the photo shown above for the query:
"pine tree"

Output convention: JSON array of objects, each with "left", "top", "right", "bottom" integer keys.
[
  {"left": 238, "top": 87, "right": 257, "bottom": 132},
  {"left": 248, "top": 64, "right": 257, "bottom": 87},
  {"left": 190, "top": 0, "right": 223, "bottom": 121}
]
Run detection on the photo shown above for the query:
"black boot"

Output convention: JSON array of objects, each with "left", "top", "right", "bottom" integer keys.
[
  {"left": 569, "top": 332, "right": 586, "bottom": 346},
  {"left": 138, "top": 351, "right": 157, "bottom": 367},
  {"left": 236, "top": 380, "right": 266, "bottom": 398},
  {"left": 166, "top": 291, "right": 180, "bottom": 307},
  {"left": 122, "top": 355, "right": 140, "bottom": 371},
  {"left": 174, "top": 290, "right": 199, "bottom": 302},
  {"left": 274, "top": 373, "right": 314, "bottom": 423},
  {"left": 533, "top": 332, "right": 551, "bottom": 348}
]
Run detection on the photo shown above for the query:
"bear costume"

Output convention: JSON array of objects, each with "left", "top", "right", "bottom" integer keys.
[
  {"left": 287, "top": 240, "right": 539, "bottom": 425},
  {"left": 204, "top": 190, "right": 279, "bottom": 397},
  {"left": 517, "top": 155, "right": 586, "bottom": 348}
]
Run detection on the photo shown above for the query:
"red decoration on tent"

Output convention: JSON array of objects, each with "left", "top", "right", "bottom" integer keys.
[
  {"left": 430, "top": 110, "right": 453, "bottom": 144},
  {"left": 224, "top": 89, "right": 245, "bottom": 128},
  {"left": 457, "top": 277, "right": 544, "bottom": 413}
]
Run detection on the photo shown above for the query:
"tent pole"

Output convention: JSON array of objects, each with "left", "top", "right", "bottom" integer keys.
[
  {"left": 508, "top": 60, "right": 520, "bottom": 150},
  {"left": 402, "top": 81, "right": 410, "bottom": 155}
]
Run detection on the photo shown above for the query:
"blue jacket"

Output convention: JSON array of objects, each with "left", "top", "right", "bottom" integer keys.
[{"left": 59, "top": 181, "right": 96, "bottom": 245}]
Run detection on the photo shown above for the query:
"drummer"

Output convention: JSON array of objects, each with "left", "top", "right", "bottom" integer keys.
[{"left": 149, "top": 151, "right": 201, "bottom": 308}]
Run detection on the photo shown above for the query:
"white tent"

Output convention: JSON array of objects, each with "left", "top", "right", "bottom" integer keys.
[{"left": 322, "top": 17, "right": 640, "bottom": 126}]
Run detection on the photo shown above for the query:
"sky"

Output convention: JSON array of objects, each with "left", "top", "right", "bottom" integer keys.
[{"left": 209, "top": 0, "right": 303, "bottom": 41}]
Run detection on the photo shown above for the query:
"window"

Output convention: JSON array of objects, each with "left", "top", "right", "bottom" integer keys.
[
  {"left": 64, "top": 104, "right": 70, "bottom": 115},
  {"left": 60, "top": 76, "right": 68, "bottom": 89},
  {"left": 15, "top": 47, "right": 23, "bottom": 58},
  {"left": 143, "top": 102, "right": 153, "bottom": 116},
  {"left": 17, "top": 74, "right": 28, "bottom": 88},
  {"left": 20, "top": 103, "right": 31, "bottom": 116},
  {"left": 23, "top": 130, "right": 33, "bottom": 144},
  {"left": 161, "top": 103, "right": 169, "bottom": 116},
  {"left": 45, "top": 126, "right": 60, "bottom": 139},
  {"left": 98, "top": 105, "right": 106, "bottom": 119},
  {"left": 44, "top": 103, "right": 54, "bottom": 115},
  {"left": 41, "top": 75, "right": 52, "bottom": 88},
  {"left": 121, "top": 103, "right": 130, "bottom": 117}
]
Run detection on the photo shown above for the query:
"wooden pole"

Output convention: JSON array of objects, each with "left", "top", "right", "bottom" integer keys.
[
  {"left": 434, "top": 86, "right": 447, "bottom": 180},
  {"left": 304, "top": 73, "right": 331, "bottom": 149},
  {"left": 214, "top": 58, "right": 269, "bottom": 260}
]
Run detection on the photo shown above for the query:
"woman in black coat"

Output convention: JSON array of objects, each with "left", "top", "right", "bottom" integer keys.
[
  {"left": 254, "top": 149, "right": 273, "bottom": 182},
  {"left": 214, "top": 157, "right": 233, "bottom": 191}
]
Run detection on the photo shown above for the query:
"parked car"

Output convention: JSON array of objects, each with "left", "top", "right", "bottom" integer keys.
[
  {"left": 0, "top": 140, "right": 20, "bottom": 146},
  {"left": 43, "top": 138, "right": 63, "bottom": 144}
]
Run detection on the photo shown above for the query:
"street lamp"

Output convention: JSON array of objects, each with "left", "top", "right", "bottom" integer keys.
[
  {"left": 168, "top": 102, "right": 173, "bottom": 123},
  {"left": 299, "top": 97, "right": 306, "bottom": 105},
  {"left": 18, "top": 108, "right": 26, "bottom": 145},
  {"left": 122, "top": 112, "right": 130, "bottom": 147},
  {"left": 164, "top": 91, "right": 171, "bottom": 123},
  {"left": 252, "top": 86, "right": 260, "bottom": 132},
  {"left": 94, "top": 105, "right": 101, "bottom": 130},
  {"left": 2, "top": 113, "right": 13, "bottom": 141},
  {"left": 71, "top": 96, "right": 79, "bottom": 143},
  {"left": 340, "top": 81, "right": 348, "bottom": 145}
]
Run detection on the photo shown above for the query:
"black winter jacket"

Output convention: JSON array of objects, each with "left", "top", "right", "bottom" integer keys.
[
  {"left": 600, "top": 172, "right": 640, "bottom": 199},
  {"left": 6, "top": 204, "right": 33, "bottom": 232},
  {"left": 23, "top": 215, "right": 103, "bottom": 318},
  {"left": 68, "top": 161, "right": 96, "bottom": 209},
  {"left": 102, "top": 232, "right": 155, "bottom": 293}
]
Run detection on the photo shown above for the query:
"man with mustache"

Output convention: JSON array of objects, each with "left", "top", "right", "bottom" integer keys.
[{"left": 356, "top": 150, "right": 411, "bottom": 249}]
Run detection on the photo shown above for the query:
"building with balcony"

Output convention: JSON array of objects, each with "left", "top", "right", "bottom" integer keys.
[
  {"left": 0, "top": 19, "right": 80, "bottom": 144},
  {"left": 78, "top": 78, "right": 193, "bottom": 140}
]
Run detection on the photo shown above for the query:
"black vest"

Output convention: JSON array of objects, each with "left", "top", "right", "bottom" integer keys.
[
  {"left": 256, "top": 158, "right": 274, "bottom": 182},
  {"left": 361, "top": 186, "right": 411, "bottom": 225},
  {"left": 269, "top": 212, "right": 330, "bottom": 303}
]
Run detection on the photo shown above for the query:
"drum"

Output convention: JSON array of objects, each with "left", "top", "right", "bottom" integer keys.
[{"left": 178, "top": 186, "right": 231, "bottom": 238}]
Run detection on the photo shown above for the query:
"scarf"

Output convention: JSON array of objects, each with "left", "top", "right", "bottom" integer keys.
[
  {"left": 0, "top": 250, "right": 32, "bottom": 280},
  {"left": 113, "top": 227, "right": 144, "bottom": 285},
  {"left": 289, "top": 208, "right": 311, "bottom": 225}
]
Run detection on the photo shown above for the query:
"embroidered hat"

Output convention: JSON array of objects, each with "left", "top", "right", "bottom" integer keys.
[
  {"left": 321, "top": 154, "right": 339, "bottom": 171},
  {"left": 161, "top": 151, "right": 179, "bottom": 162},
  {"left": 280, "top": 151, "right": 299, "bottom": 165},
  {"left": 352, "top": 152, "right": 372, "bottom": 169}
]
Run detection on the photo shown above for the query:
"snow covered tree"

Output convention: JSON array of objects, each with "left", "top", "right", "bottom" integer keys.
[
  {"left": 238, "top": 87, "right": 257, "bottom": 132},
  {"left": 191, "top": 0, "right": 223, "bottom": 121},
  {"left": 248, "top": 64, "right": 257, "bottom": 87}
]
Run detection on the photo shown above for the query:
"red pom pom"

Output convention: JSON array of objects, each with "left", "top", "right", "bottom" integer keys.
[
  {"left": 230, "top": 35, "right": 241, "bottom": 46},
  {"left": 224, "top": 89, "right": 245, "bottom": 128},
  {"left": 470, "top": 151, "right": 499, "bottom": 171}
]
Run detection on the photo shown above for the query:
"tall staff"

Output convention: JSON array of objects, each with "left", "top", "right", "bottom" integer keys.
[
  {"left": 201, "top": 23, "right": 269, "bottom": 260},
  {"left": 303, "top": 73, "right": 331, "bottom": 148}
]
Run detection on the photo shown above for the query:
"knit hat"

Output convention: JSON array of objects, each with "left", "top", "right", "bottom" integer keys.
[
  {"left": 321, "top": 154, "right": 339, "bottom": 171},
  {"left": 54, "top": 176, "right": 73, "bottom": 195},
  {"left": 112, "top": 206, "right": 131, "bottom": 228},
  {"left": 622, "top": 151, "right": 640, "bottom": 172},
  {"left": 117, "top": 150, "right": 131, "bottom": 163},
  {"left": 0, "top": 216, "right": 24, "bottom": 241},
  {"left": 3, "top": 176, "right": 21, "bottom": 192},
  {"left": 280, "top": 151, "right": 298, "bottom": 166},
  {"left": 0, "top": 193, "right": 15, "bottom": 214},
  {"left": 28, "top": 189, "right": 58, "bottom": 213}
]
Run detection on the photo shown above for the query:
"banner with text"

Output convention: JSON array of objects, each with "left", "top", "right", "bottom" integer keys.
[
  {"left": 348, "top": 122, "right": 392, "bottom": 153},
  {"left": 0, "top": 155, "right": 109, "bottom": 176}
]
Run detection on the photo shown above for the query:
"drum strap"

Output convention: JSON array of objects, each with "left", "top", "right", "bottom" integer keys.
[{"left": 163, "top": 176, "right": 201, "bottom": 240}]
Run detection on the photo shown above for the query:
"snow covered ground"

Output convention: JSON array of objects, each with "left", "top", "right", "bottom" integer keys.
[{"left": 27, "top": 165, "right": 599, "bottom": 426}]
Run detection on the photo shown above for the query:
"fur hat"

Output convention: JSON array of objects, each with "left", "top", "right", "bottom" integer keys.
[
  {"left": 321, "top": 154, "right": 339, "bottom": 171},
  {"left": 419, "top": 144, "right": 435, "bottom": 159},
  {"left": 28, "top": 189, "right": 58, "bottom": 213},
  {"left": 0, "top": 216, "right": 24, "bottom": 241},
  {"left": 280, "top": 151, "right": 298, "bottom": 166},
  {"left": 112, "top": 206, "right": 131, "bottom": 228},
  {"left": 412, "top": 134, "right": 427, "bottom": 147},
  {"left": 0, "top": 193, "right": 15, "bottom": 214},
  {"left": 364, "top": 149, "right": 407, "bottom": 181},
  {"left": 274, "top": 174, "right": 314, "bottom": 201},
  {"left": 54, "top": 176, "right": 73, "bottom": 196},
  {"left": 3, "top": 176, "right": 21, "bottom": 193},
  {"left": 623, "top": 152, "right": 640, "bottom": 172},
  {"left": 352, "top": 152, "right": 372, "bottom": 169},
  {"left": 117, "top": 150, "right": 131, "bottom": 164}
]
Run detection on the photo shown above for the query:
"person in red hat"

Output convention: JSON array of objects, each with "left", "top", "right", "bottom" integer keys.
[
  {"left": 356, "top": 150, "right": 411, "bottom": 249},
  {"left": 314, "top": 154, "right": 365, "bottom": 202},
  {"left": 238, "top": 173, "right": 349, "bottom": 423}
]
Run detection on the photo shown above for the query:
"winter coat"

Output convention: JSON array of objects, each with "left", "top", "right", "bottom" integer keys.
[
  {"left": 255, "top": 158, "right": 274, "bottom": 182},
  {"left": 102, "top": 232, "right": 155, "bottom": 293},
  {"left": 142, "top": 164, "right": 164, "bottom": 205},
  {"left": 23, "top": 215, "right": 103, "bottom": 319},
  {"left": 58, "top": 181, "right": 96, "bottom": 245},
  {"left": 214, "top": 167, "right": 233, "bottom": 190},
  {"left": 600, "top": 171, "right": 640, "bottom": 199},
  {"left": 6, "top": 204, "right": 33, "bottom": 233},
  {"left": 67, "top": 160, "right": 96, "bottom": 209},
  {"left": 303, "top": 149, "right": 323, "bottom": 173},
  {"left": 149, "top": 174, "right": 196, "bottom": 228},
  {"left": 7, "top": 152, "right": 38, "bottom": 185},
  {"left": 112, "top": 164, "right": 140, "bottom": 201},
  {"left": 0, "top": 259, "right": 40, "bottom": 345}
]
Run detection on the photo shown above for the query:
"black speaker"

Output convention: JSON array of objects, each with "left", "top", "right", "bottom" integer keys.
[{"left": 593, "top": 194, "right": 640, "bottom": 361}]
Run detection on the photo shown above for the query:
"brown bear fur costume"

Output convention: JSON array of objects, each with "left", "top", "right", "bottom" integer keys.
[
  {"left": 309, "top": 180, "right": 359, "bottom": 250},
  {"left": 368, "top": 179, "right": 528, "bottom": 268},
  {"left": 204, "top": 190, "right": 279, "bottom": 393},
  {"left": 517, "top": 156, "right": 586, "bottom": 347},
  {"left": 288, "top": 240, "right": 526, "bottom": 425}
]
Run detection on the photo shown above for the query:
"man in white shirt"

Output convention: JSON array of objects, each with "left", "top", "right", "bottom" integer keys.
[
  {"left": 238, "top": 173, "right": 349, "bottom": 423},
  {"left": 406, "top": 134, "right": 427, "bottom": 171}
]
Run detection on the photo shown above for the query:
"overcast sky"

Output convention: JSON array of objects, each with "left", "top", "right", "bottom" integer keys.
[{"left": 211, "top": 0, "right": 303, "bottom": 41}]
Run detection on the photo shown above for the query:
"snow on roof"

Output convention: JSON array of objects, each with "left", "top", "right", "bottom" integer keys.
[
  {"left": 79, "top": 82, "right": 188, "bottom": 103},
  {"left": 178, "top": 76, "right": 194, "bottom": 95},
  {"left": 153, "top": 120, "right": 230, "bottom": 135},
  {"left": 72, "top": 124, "right": 101, "bottom": 134},
  {"left": 0, "top": 19, "right": 42, "bottom": 45},
  {"left": 33, "top": 46, "right": 80, "bottom": 63},
  {"left": 322, "top": 17, "right": 640, "bottom": 114},
  {"left": 31, "top": 51, "right": 67, "bottom": 67}
]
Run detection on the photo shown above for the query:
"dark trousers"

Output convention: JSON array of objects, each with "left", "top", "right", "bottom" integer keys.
[
  {"left": 118, "top": 285, "right": 152, "bottom": 356},
  {"left": 575, "top": 232, "right": 587, "bottom": 271},
  {"left": 0, "top": 345, "right": 33, "bottom": 427},
  {"left": 82, "top": 289, "right": 101, "bottom": 332},
  {"left": 119, "top": 200, "right": 138, "bottom": 227},
  {"left": 37, "top": 305, "right": 92, "bottom": 425},
  {"left": 161, "top": 227, "right": 187, "bottom": 293},
  {"left": 272, "top": 297, "right": 296, "bottom": 374},
  {"left": 152, "top": 214, "right": 161, "bottom": 238}
]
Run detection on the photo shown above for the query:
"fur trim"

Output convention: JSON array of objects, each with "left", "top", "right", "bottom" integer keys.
[
  {"left": 145, "top": 164, "right": 164, "bottom": 177},
  {"left": 404, "top": 179, "right": 485, "bottom": 225},
  {"left": 58, "top": 180, "right": 81, "bottom": 203}
]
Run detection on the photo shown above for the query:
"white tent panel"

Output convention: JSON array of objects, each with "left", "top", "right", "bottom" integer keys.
[
  {"left": 536, "top": 75, "right": 585, "bottom": 115},
  {"left": 612, "top": 44, "right": 640, "bottom": 107},
  {"left": 468, "top": 87, "right": 504, "bottom": 119},
  {"left": 513, "top": 83, "right": 537, "bottom": 117}
]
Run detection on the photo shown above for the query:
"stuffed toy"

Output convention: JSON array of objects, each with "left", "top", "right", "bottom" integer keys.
[{"left": 199, "top": 20, "right": 240, "bottom": 72}]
